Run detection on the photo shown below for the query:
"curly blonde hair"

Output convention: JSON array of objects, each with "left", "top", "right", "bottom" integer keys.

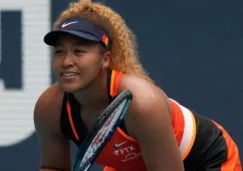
[{"left": 53, "top": 0, "right": 153, "bottom": 83}]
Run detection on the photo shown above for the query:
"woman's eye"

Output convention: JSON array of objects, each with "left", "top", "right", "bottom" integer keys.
[
  {"left": 75, "top": 50, "right": 84, "bottom": 53},
  {"left": 74, "top": 50, "right": 85, "bottom": 55},
  {"left": 54, "top": 50, "right": 64, "bottom": 55}
]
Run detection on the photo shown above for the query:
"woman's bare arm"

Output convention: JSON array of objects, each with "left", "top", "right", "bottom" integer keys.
[{"left": 34, "top": 84, "right": 72, "bottom": 171}]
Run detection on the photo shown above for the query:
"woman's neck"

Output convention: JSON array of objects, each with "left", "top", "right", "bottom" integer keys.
[{"left": 72, "top": 69, "right": 109, "bottom": 108}]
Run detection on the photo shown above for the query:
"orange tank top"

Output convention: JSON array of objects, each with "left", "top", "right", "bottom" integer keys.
[{"left": 92, "top": 70, "right": 197, "bottom": 171}]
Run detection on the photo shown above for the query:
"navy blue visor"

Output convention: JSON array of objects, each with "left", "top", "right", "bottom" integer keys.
[{"left": 44, "top": 16, "right": 110, "bottom": 48}]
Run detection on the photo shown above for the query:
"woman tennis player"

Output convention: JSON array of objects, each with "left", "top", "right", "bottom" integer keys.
[{"left": 34, "top": 0, "right": 242, "bottom": 170}]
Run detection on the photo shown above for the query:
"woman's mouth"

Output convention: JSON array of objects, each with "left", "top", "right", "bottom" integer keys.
[{"left": 61, "top": 72, "right": 79, "bottom": 78}]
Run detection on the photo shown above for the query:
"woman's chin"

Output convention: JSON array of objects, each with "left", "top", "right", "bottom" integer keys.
[{"left": 61, "top": 83, "right": 81, "bottom": 93}]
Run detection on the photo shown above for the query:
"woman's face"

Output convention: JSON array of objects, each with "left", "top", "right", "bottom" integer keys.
[{"left": 52, "top": 34, "right": 109, "bottom": 92}]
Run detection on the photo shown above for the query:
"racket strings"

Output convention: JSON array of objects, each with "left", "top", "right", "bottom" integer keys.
[{"left": 79, "top": 99, "right": 127, "bottom": 169}]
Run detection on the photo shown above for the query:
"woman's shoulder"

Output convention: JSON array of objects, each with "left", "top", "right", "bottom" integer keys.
[
  {"left": 117, "top": 73, "right": 174, "bottom": 143},
  {"left": 119, "top": 72, "right": 172, "bottom": 115},
  {"left": 35, "top": 82, "right": 64, "bottom": 108},
  {"left": 119, "top": 73, "right": 166, "bottom": 96},
  {"left": 34, "top": 82, "right": 65, "bottom": 133}
]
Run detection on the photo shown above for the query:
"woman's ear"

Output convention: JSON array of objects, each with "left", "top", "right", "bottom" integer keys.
[{"left": 102, "top": 51, "right": 111, "bottom": 69}]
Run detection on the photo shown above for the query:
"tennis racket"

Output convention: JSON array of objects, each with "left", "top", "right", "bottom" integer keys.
[{"left": 72, "top": 90, "right": 133, "bottom": 171}]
